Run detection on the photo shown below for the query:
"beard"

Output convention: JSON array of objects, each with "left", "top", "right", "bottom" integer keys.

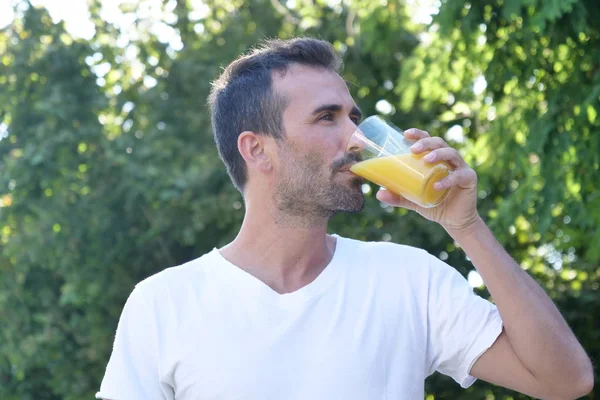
[{"left": 274, "top": 148, "right": 365, "bottom": 223}]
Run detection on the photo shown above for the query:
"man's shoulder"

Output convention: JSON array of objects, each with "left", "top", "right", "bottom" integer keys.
[
  {"left": 336, "top": 234, "right": 434, "bottom": 282},
  {"left": 337, "top": 234, "right": 430, "bottom": 261},
  {"left": 337, "top": 235, "right": 435, "bottom": 305},
  {"left": 134, "top": 249, "right": 220, "bottom": 297}
]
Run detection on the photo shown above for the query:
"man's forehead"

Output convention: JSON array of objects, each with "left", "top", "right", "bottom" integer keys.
[{"left": 273, "top": 64, "right": 355, "bottom": 109}]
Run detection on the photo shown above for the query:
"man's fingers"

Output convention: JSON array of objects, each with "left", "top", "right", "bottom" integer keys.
[
  {"left": 376, "top": 189, "right": 417, "bottom": 211},
  {"left": 410, "top": 136, "right": 447, "bottom": 153},
  {"left": 422, "top": 147, "right": 468, "bottom": 168},
  {"left": 403, "top": 128, "right": 431, "bottom": 141},
  {"left": 433, "top": 168, "right": 477, "bottom": 191}
]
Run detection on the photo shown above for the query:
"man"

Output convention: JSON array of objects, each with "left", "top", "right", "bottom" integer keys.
[{"left": 97, "top": 38, "right": 593, "bottom": 399}]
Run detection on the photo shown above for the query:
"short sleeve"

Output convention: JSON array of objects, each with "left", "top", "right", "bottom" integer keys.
[
  {"left": 96, "top": 286, "right": 173, "bottom": 400},
  {"left": 425, "top": 254, "right": 503, "bottom": 388}
]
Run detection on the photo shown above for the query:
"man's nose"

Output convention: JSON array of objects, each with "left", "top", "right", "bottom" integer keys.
[{"left": 344, "top": 123, "right": 366, "bottom": 153}]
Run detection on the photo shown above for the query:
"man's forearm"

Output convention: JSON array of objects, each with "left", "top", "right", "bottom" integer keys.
[{"left": 447, "top": 217, "right": 592, "bottom": 386}]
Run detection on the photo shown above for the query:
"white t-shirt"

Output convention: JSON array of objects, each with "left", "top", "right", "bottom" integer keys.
[{"left": 97, "top": 235, "right": 503, "bottom": 400}]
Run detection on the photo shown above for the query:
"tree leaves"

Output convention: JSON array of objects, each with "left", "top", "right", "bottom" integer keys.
[{"left": 1, "top": 0, "right": 598, "bottom": 398}]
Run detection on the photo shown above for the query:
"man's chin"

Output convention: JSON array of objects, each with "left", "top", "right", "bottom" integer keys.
[
  {"left": 351, "top": 176, "right": 364, "bottom": 187},
  {"left": 333, "top": 202, "right": 364, "bottom": 215},
  {"left": 345, "top": 201, "right": 365, "bottom": 214},
  {"left": 336, "top": 191, "right": 365, "bottom": 214}
]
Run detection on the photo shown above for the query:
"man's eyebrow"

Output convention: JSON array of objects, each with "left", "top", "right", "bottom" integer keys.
[
  {"left": 312, "top": 104, "right": 363, "bottom": 119},
  {"left": 351, "top": 105, "right": 363, "bottom": 119}
]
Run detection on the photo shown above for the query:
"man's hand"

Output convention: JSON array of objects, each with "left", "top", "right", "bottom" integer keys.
[
  {"left": 375, "top": 128, "right": 480, "bottom": 232},
  {"left": 375, "top": 127, "right": 594, "bottom": 398},
  {"left": 377, "top": 128, "right": 593, "bottom": 398}
]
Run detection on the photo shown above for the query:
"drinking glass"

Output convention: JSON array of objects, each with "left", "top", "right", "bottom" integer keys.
[{"left": 347, "top": 116, "right": 453, "bottom": 208}]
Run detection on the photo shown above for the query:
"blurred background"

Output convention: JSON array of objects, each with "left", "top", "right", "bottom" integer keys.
[{"left": 0, "top": 0, "right": 598, "bottom": 398}]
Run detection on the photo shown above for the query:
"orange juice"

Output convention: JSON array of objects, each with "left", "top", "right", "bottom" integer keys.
[{"left": 350, "top": 152, "right": 452, "bottom": 208}]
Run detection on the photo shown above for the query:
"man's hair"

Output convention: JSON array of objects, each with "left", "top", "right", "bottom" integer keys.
[{"left": 208, "top": 37, "right": 343, "bottom": 192}]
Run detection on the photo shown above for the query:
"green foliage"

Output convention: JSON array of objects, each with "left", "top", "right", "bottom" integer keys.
[{"left": 0, "top": 0, "right": 598, "bottom": 398}]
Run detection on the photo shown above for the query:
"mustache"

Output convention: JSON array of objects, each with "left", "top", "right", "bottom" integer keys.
[{"left": 331, "top": 151, "right": 363, "bottom": 171}]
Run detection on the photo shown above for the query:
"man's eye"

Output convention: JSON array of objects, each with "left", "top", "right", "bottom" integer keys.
[
  {"left": 350, "top": 116, "right": 360, "bottom": 125},
  {"left": 319, "top": 113, "right": 334, "bottom": 121}
]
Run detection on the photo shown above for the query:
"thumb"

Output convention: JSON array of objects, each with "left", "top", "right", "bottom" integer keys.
[{"left": 376, "top": 189, "right": 417, "bottom": 211}]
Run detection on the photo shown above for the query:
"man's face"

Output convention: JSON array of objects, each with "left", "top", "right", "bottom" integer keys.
[{"left": 270, "top": 64, "right": 365, "bottom": 219}]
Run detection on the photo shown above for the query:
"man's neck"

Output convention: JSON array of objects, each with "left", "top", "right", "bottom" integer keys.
[{"left": 219, "top": 202, "right": 337, "bottom": 295}]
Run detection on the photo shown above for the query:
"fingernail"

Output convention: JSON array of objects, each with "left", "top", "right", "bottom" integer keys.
[
  {"left": 433, "top": 182, "right": 443, "bottom": 190},
  {"left": 423, "top": 153, "right": 434, "bottom": 161},
  {"left": 411, "top": 143, "right": 422, "bottom": 151}
]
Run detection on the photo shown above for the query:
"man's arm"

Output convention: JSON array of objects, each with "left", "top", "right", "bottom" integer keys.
[
  {"left": 376, "top": 127, "right": 593, "bottom": 399},
  {"left": 448, "top": 218, "right": 593, "bottom": 399}
]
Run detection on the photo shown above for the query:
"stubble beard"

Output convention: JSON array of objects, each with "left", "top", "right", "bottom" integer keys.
[{"left": 274, "top": 151, "right": 365, "bottom": 226}]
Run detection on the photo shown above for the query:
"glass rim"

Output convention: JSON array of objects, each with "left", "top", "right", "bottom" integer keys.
[{"left": 346, "top": 115, "right": 409, "bottom": 159}]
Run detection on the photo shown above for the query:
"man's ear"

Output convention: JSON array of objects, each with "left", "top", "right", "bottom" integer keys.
[{"left": 238, "top": 131, "right": 273, "bottom": 173}]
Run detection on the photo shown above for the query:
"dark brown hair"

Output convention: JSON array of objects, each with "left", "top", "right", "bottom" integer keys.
[{"left": 208, "top": 37, "right": 342, "bottom": 192}]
